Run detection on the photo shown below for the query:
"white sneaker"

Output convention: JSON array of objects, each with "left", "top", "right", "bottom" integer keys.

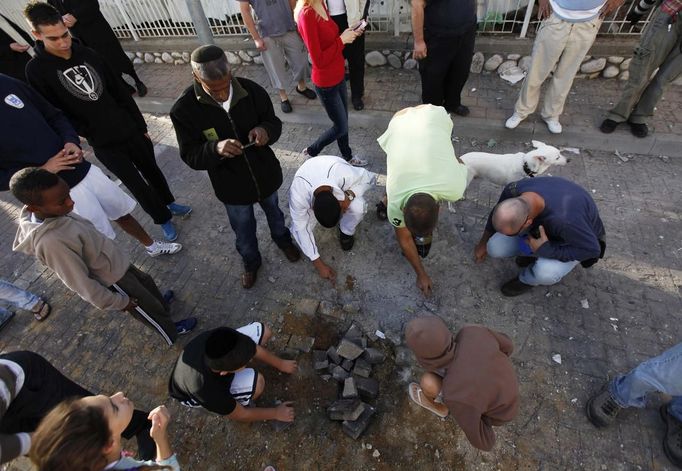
[
  {"left": 146, "top": 240, "right": 183, "bottom": 257},
  {"left": 348, "top": 156, "right": 368, "bottom": 167},
  {"left": 505, "top": 113, "right": 524, "bottom": 129},
  {"left": 544, "top": 118, "right": 562, "bottom": 134}
]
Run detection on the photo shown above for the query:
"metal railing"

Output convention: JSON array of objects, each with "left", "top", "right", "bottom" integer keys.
[{"left": 0, "top": 0, "right": 656, "bottom": 41}]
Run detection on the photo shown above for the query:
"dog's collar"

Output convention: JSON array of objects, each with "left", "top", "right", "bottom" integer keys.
[{"left": 523, "top": 162, "right": 536, "bottom": 177}]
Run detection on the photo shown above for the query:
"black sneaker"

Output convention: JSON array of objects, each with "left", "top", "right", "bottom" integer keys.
[
  {"left": 515, "top": 256, "right": 536, "bottom": 267},
  {"left": 586, "top": 385, "right": 623, "bottom": 428},
  {"left": 175, "top": 317, "right": 197, "bottom": 335},
  {"left": 135, "top": 81, "right": 148, "bottom": 97},
  {"left": 661, "top": 405, "right": 682, "bottom": 468},
  {"left": 500, "top": 277, "right": 534, "bottom": 296},
  {"left": 280, "top": 100, "right": 293, "bottom": 113},
  {"left": 628, "top": 121, "right": 648, "bottom": 138},
  {"left": 296, "top": 87, "right": 317, "bottom": 100},
  {"left": 600, "top": 119, "right": 619, "bottom": 134},
  {"left": 339, "top": 229, "right": 355, "bottom": 251}
]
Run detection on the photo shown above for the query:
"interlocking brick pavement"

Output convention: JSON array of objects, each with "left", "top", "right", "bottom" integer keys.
[{"left": 0, "top": 103, "right": 681, "bottom": 469}]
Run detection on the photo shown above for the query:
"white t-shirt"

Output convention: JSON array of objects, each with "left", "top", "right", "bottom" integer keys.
[
  {"left": 220, "top": 83, "right": 235, "bottom": 112},
  {"left": 327, "top": 0, "right": 347, "bottom": 16}
]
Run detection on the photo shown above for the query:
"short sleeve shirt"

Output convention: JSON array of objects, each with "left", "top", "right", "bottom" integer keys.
[
  {"left": 377, "top": 105, "right": 468, "bottom": 228},
  {"left": 237, "top": 0, "right": 296, "bottom": 38},
  {"left": 168, "top": 330, "right": 255, "bottom": 415}
]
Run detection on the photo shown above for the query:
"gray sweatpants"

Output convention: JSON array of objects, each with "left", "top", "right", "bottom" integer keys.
[
  {"left": 261, "top": 30, "right": 309, "bottom": 90},
  {"left": 607, "top": 9, "right": 682, "bottom": 124}
]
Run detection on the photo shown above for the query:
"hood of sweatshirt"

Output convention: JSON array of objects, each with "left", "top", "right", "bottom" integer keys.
[
  {"left": 405, "top": 315, "right": 456, "bottom": 371},
  {"left": 12, "top": 206, "right": 58, "bottom": 256}
]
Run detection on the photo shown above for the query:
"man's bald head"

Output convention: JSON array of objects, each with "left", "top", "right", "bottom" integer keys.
[{"left": 491, "top": 197, "right": 530, "bottom": 235}]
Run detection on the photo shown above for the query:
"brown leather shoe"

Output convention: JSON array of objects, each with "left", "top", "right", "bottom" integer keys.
[
  {"left": 281, "top": 244, "right": 301, "bottom": 262},
  {"left": 241, "top": 270, "right": 258, "bottom": 289}
]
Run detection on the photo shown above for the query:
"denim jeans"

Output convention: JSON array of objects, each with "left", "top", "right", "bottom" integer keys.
[
  {"left": 610, "top": 342, "right": 682, "bottom": 422},
  {"left": 224, "top": 191, "right": 293, "bottom": 272},
  {"left": 486, "top": 233, "right": 580, "bottom": 285},
  {"left": 0, "top": 280, "right": 40, "bottom": 311},
  {"left": 308, "top": 80, "right": 352, "bottom": 160}
]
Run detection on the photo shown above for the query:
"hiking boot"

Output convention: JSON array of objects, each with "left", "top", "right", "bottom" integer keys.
[
  {"left": 281, "top": 244, "right": 301, "bottom": 262},
  {"left": 586, "top": 385, "right": 623, "bottom": 428},
  {"left": 515, "top": 256, "right": 536, "bottom": 267},
  {"left": 500, "top": 277, "right": 534, "bottom": 296},
  {"left": 146, "top": 241, "right": 182, "bottom": 257},
  {"left": 161, "top": 221, "right": 178, "bottom": 242},
  {"left": 339, "top": 229, "right": 355, "bottom": 251},
  {"left": 628, "top": 121, "right": 648, "bottom": 138},
  {"left": 175, "top": 317, "right": 197, "bottom": 335},
  {"left": 167, "top": 202, "right": 192, "bottom": 217},
  {"left": 661, "top": 405, "right": 682, "bottom": 468},
  {"left": 600, "top": 119, "right": 619, "bottom": 134}
]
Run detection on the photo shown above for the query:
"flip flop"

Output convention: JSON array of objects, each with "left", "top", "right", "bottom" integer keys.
[
  {"left": 31, "top": 299, "right": 51, "bottom": 321},
  {"left": 408, "top": 382, "right": 449, "bottom": 418}
]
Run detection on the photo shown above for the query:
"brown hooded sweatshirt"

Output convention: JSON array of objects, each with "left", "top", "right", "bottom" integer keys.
[
  {"left": 405, "top": 316, "right": 519, "bottom": 451},
  {"left": 12, "top": 207, "right": 130, "bottom": 311}
]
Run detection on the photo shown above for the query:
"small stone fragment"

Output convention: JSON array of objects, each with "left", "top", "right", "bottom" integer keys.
[
  {"left": 602, "top": 65, "right": 619, "bottom": 78},
  {"left": 361, "top": 348, "right": 385, "bottom": 365},
  {"left": 327, "top": 399, "right": 364, "bottom": 421},
  {"left": 580, "top": 299, "right": 590, "bottom": 309},
  {"left": 352, "top": 358, "right": 372, "bottom": 378},
  {"left": 387, "top": 54, "right": 402, "bottom": 68},
  {"left": 580, "top": 58, "right": 606, "bottom": 74},
  {"left": 342, "top": 377, "right": 358, "bottom": 399},
  {"left": 484, "top": 54, "right": 503, "bottom": 71},
  {"left": 288, "top": 335, "right": 315, "bottom": 353},
  {"left": 345, "top": 323, "right": 363, "bottom": 340},
  {"left": 355, "top": 376, "right": 379, "bottom": 399},
  {"left": 313, "top": 350, "right": 329, "bottom": 370},
  {"left": 342, "top": 403, "right": 376, "bottom": 440},
  {"left": 341, "top": 359, "right": 354, "bottom": 371},
  {"left": 337, "top": 338, "right": 364, "bottom": 360},
  {"left": 403, "top": 58, "right": 418, "bottom": 70},
  {"left": 507, "top": 53, "right": 521, "bottom": 61},
  {"left": 327, "top": 346, "right": 342, "bottom": 364},
  {"left": 373, "top": 449, "right": 381, "bottom": 458},
  {"left": 470, "top": 52, "right": 484, "bottom": 73},
  {"left": 552, "top": 353, "right": 562, "bottom": 364},
  {"left": 394, "top": 346, "right": 413, "bottom": 366},
  {"left": 296, "top": 298, "right": 320, "bottom": 316},
  {"left": 365, "top": 51, "right": 387, "bottom": 67},
  {"left": 238, "top": 50, "right": 253, "bottom": 62},
  {"left": 332, "top": 365, "right": 350, "bottom": 382},
  {"left": 318, "top": 300, "right": 345, "bottom": 320}
]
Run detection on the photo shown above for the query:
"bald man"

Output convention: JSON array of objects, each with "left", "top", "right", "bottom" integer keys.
[{"left": 474, "top": 176, "right": 605, "bottom": 296}]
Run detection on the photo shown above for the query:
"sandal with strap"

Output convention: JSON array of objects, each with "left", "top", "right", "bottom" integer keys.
[
  {"left": 408, "top": 382, "right": 449, "bottom": 418},
  {"left": 31, "top": 299, "right": 51, "bottom": 321}
]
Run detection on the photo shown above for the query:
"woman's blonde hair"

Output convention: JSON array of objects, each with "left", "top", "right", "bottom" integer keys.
[{"left": 293, "top": 0, "right": 327, "bottom": 23}]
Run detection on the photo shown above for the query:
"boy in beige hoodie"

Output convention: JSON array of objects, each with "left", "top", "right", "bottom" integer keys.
[{"left": 10, "top": 167, "right": 197, "bottom": 345}]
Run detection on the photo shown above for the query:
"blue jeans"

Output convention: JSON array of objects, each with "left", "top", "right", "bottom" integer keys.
[
  {"left": 610, "top": 342, "right": 682, "bottom": 422},
  {"left": 224, "top": 191, "right": 293, "bottom": 272},
  {"left": 0, "top": 280, "right": 40, "bottom": 311},
  {"left": 486, "top": 233, "right": 580, "bottom": 285},
  {"left": 308, "top": 80, "right": 352, "bottom": 160}
]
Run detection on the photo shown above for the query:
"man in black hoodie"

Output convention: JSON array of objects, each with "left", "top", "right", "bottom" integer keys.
[
  {"left": 170, "top": 45, "right": 300, "bottom": 289},
  {"left": 23, "top": 2, "right": 190, "bottom": 244}
]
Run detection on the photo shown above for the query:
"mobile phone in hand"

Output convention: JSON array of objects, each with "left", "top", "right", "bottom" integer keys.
[
  {"left": 353, "top": 19, "right": 368, "bottom": 32},
  {"left": 242, "top": 141, "right": 257, "bottom": 149}
]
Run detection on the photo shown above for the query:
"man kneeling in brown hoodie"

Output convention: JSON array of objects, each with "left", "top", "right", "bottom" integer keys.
[{"left": 405, "top": 316, "right": 519, "bottom": 451}]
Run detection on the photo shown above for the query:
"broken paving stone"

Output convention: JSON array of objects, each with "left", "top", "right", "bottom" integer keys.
[
  {"left": 327, "top": 346, "right": 342, "bottom": 364},
  {"left": 354, "top": 376, "right": 379, "bottom": 399},
  {"left": 337, "top": 338, "right": 364, "bottom": 360},
  {"left": 313, "top": 350, "right": 329, "bottom": 370},
  {"left": 342, "top": 403, "right": 376, "bottom": 440},
  {"left": 318, "top": 300, "right": 345, "bottom": 321},
  {"left": 288, "top": 335, "right": 315, "bottom": 353},
  {"left": 280, "top": 347, "right": 299, "bottom": 360},
  {"left": 327, "top": 399, "right": 364, "bottom": 421},
  {"left": 296, "top": 298, "right": 320, "bottom": 316},
  {"left": 362, "top": 348, "right": 385, "bottom": 365},
  {"left": 320, "top": 374, "right": 332, "bottom": 381},
  {"left": 345, "top": 323, "right": 364, "bottom": 340},
  {"left": 342, "top": 377, "right": 358, "bottom": 399},
  {"left": 332, "top": 365, "right": 350, "bottom": 382},
  {"left": 352, "top": 358, "right": 372, "bottom": 378},
  {"left": 341, "top": 359, "right": 354, "bottom": 371},
  {"left": 394, "top": 346, "right": 413, "bottom": 366}
]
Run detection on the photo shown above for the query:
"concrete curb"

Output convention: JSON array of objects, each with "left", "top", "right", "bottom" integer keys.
[{"left": 136, "top": 96, "right": 682, "bottom": 157}]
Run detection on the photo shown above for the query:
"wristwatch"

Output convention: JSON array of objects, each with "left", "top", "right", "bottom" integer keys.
[{"left": 344, "top": 190, "right": 355, "bottom": 201}]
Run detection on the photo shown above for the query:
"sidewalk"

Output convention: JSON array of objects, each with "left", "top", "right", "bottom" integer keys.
[{"left": 133, "top": 61, "right": 682, "bottom": 157}]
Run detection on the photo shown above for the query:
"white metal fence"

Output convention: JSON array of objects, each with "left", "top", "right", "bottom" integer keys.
[{"left": 0, "top": 0, "right": 656, "bottom": 41}]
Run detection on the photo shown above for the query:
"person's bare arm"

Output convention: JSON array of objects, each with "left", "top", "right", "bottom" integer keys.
[
  {"left": 227, "top": 401, "right": 295, "bottom": 422},
  {"left": 239, "top": 2, "right": 266, "bottom": 51},
  {"left": 395, "top": 226, "right": 432, "bottom": 296},
  {"left": 253, "top": 345, "right": 298, "bottom": 373},
  {"left": 411, "top": 0, "right": 427, "bottom": 59}
]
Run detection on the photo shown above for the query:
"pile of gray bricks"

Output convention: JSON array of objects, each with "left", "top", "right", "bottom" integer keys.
[{"left": 313, "top": 324, "right": 386, "bottom": 440}]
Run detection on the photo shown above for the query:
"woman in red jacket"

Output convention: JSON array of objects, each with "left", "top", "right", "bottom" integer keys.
[{"left": 295, "top": 0, "right": 368, "bottom": 167}]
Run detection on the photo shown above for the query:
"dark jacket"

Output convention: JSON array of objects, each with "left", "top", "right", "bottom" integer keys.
[
  {"left": 0, "top": 15, "right": 34, "bottom": 82},
  {"left": 170, "top": 77, "right": 283, "bottom": 205},
  {"left": 0, "top": 74, "right": 88, "bottom": 190},
  {"left": 25, "top": 42, "right": 146, "bottom": 148}
]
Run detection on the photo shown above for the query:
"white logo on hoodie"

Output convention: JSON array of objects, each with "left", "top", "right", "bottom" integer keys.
[{"left": 58, "top": 63, "right": 103, "bottom": 101}]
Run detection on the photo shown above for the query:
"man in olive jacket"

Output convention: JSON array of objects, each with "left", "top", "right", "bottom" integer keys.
[{"left": 170, "top": 45, "right": 300, "bottom": 289}]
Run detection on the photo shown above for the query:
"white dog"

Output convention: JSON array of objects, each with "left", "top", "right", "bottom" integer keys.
[{"left": 460, "top": 140, "right": 569, "bottom": 187}]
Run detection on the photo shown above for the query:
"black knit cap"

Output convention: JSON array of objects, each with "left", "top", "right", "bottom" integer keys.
[
  {"left": 190, "top": 45, "right": 225, "bottom": 63},
  {"left": 313, "top": 191, "right": 341, "bottom": 228},
  {"left": 204, "top": 327, "right": 256, "bottom": 372}
]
